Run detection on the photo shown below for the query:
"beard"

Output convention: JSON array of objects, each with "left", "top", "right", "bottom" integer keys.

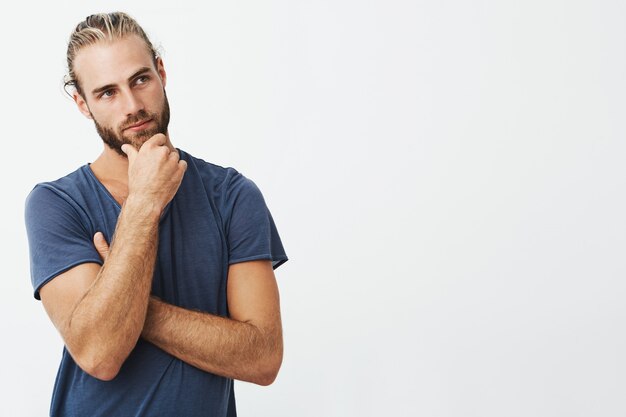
[{"left": 92, "top": 90, "right": 171, "bottom": 157}]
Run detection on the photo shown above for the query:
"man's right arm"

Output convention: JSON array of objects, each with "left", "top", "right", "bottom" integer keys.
[
  {"left": 40, "top": 199, "right": 159, "bottom": 381},
  {"left": 38, "top": 134, "right": 186, "bottom": 381}
]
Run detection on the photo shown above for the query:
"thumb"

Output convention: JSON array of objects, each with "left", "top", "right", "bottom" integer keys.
[{"left": 93, "top": 231, "right": 110, "bottom": 261}]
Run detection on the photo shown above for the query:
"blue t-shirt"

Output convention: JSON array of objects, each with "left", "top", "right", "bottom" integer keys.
[{"left": 24, "top": 149, "right": 288, "bottom": 417}]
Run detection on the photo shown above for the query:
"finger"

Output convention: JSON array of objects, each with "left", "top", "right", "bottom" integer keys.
[
  {"left": 121, "top": 144, "right": 137, "bottom": 162},
  {"left": 168, "top": 150, "right": 180, "bottom": 162},
  {"left": 93, "top": 231, "right": 110, "bottom": 261},
  {"left": 148, "top": 133, "right": 167, "bottom": 147}
]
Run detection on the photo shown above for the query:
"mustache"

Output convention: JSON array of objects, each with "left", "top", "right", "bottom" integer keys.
[{"left": 120, "top": 110, "right": 152, "bottom": 130}]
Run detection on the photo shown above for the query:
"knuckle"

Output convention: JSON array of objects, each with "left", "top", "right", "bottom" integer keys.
[{"left": 148, "top": 133, "right": 164, "bottom": 145}]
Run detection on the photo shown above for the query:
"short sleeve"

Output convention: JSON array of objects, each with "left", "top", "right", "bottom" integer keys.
[
  {"left": 224, "top": 172, "right": 288, "bottom": 270},
  {"left": 24, "top": 185, "right": 103, "bottom": 300}
]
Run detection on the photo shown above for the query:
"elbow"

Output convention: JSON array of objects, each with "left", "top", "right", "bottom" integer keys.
[
  {"left": 63, "top": 317, "right": 137, "bottom": 381},
  {"left": 253, "top": 347, "right": 283, "bottom": 386},
  {"left": 255, "top": 368, "right": 280, "bottom": 386},
  {"left": 84, "top": 361, "right": 122, "bottom": 382},
  {"left": 253, "top": 366, "right": 280, "bottom": 386},
  {"left": 72, "top": 349, "right": 125, "bottom": 381}
]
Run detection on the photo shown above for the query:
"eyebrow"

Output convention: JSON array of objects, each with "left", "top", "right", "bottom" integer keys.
[{"left": 90, "top": 67, "right": 153, "bottom": 97}]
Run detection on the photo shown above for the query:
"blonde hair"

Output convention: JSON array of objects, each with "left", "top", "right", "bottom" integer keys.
[{"left": 64, "top": 12, "right": 158, "bottom": 96}]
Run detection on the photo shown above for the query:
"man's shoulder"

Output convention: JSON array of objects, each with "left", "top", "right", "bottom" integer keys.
[
  {"left": 177, "top": 150, "right": 265, "bottom": 217},
  {"left": 179, "top": 149, "right": 236, "bottom": 173},
  {"left": 35, "top": 165, "right": 90, "bottom": 188},
  {"left": 26, "top": 165, "right": 94, "bottom": 209},
  {"left": 179, "top": 148, "right": 243, "bottom": 189}
]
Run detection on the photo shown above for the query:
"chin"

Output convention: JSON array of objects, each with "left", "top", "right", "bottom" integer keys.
[{"left": 124, "top": 132, "right": 155, "bottom": 149}]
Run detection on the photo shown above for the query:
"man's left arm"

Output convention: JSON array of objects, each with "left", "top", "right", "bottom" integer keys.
[
  {"left": 145, "top": 260, "right": 283, "bottom": 385},
  {"left": 95, "top": 240, "right": 283, "bottom": 385}
]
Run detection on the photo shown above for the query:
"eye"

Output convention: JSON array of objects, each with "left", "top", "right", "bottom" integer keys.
[
  {"left": 135, "top": 75, "right": 150, "bottom": 85},
  {"left": 100, "top": 89, "right": 116, "bottom": 99}
]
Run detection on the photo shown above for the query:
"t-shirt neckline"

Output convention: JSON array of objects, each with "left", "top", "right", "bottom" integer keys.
[{"left": 83, "top": 152, "right": 183, "bottom": 219}]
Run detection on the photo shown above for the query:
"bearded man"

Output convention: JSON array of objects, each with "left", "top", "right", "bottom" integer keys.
[{"left": 24, "top": 12, "right": 288, "bottom": 417}]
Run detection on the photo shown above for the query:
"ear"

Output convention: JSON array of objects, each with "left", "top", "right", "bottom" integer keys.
[
  {"left": 155, "top": 57, "right": 167, "bottom": 88},
  {"left": 72, "top": 91, "right": 93, "bottom": 120}
]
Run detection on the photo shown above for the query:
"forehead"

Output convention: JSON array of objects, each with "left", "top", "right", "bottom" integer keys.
[{"left": 73, "top": 35, "right": 155, "bottom": 91}]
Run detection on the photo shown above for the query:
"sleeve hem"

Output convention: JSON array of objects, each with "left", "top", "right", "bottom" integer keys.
[
  {"left": 229, "top": 254, "right": 289, "bottom": 270},
  {"left": 272, "top": 258, "right": 288, "bottom": 270}
]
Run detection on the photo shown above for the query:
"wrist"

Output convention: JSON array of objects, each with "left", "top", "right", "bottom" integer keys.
[
  {"left": 123, "top": 194, "right": 162, "bottom": 221},
  {"left": 142, "top": 297, "right": 166, "bottom": 340}
]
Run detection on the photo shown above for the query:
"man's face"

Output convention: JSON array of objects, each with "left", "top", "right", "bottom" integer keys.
[
  {"left": 92, "top": 91, "right": 170, "bottom": 157},
  {"left": 72, "top": 35, "right": 170, "bottom": 156}
]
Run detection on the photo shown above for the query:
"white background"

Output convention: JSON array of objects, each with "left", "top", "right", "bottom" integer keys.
[{"left": 1, "top": 1, "right": 625, "bottom": 416}]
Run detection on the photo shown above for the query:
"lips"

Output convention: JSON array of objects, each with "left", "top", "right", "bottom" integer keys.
[{"left": 125, "top": 119, "right": 152, "bottom": 130}]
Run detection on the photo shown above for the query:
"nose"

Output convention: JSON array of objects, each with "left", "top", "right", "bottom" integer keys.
[{"left": 122, "top": 89, "right": 144, "bottom": 116}]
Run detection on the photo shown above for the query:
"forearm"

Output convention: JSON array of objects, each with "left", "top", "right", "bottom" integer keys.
[
  {"left": 65, "top": 196, "right": 160, "bottom": 377},
  {"left": 141, "top": 297, "right": 283, "bottom": 385}
]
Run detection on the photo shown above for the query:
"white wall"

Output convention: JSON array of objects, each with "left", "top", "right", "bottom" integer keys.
[{"left": 2, "top": 1, "right": 625, "bottom": 415}]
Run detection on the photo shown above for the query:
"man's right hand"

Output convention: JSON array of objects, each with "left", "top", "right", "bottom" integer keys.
[{"left": 121, "top": 134, "right": 187, "bottom": 213}]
